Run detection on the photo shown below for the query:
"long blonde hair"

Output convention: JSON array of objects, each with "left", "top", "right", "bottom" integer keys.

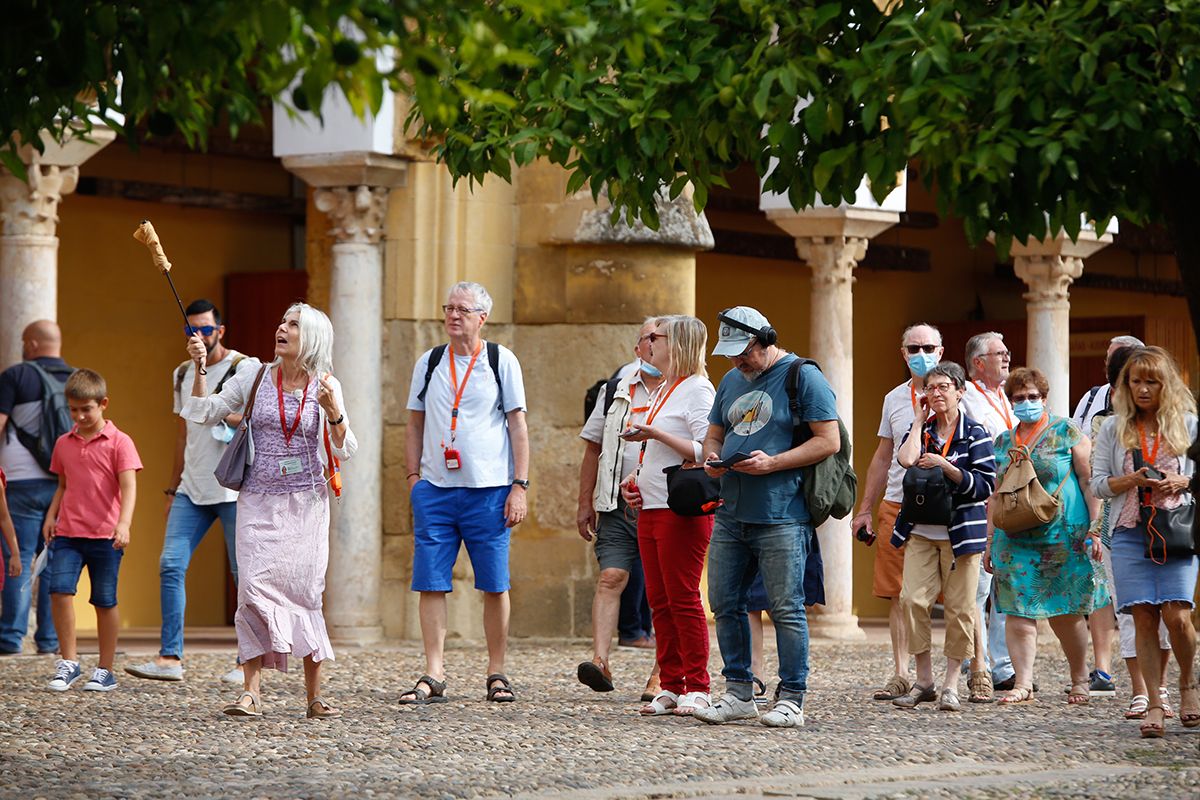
[
  {"left": 657, "top": 315, "right": 708, "bottom": 379},
  {"left": 1112, "top": 346, "right": 1196, "bottom": 454}
]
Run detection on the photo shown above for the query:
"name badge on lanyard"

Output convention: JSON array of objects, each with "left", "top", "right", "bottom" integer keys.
[
  {"left": 279, "top": 456, "right": 304, "bottom": 476},
  {"left": 443, "top": 342, "right": 483, "bottom": 471}
]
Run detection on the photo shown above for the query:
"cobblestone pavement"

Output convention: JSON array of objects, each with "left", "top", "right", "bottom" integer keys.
[{"left": 1, "top": 637, "right": 1197, "bottom": 799}]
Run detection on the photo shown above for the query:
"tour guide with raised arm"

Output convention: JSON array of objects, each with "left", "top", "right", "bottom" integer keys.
[{"left": 694, "top": 306, "right": 840, "bottom": 730}]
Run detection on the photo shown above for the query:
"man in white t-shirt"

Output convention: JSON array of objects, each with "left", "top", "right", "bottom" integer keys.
[
  {"left": 575, "top": 320, "right": 662, "bottom": 696},
  {"left": 960, "top": 331, "right": 1015, "bottom": 699},
  {"left": 402, "top": 281, "right": 529, "bottom": 705},
  {"left": 126, "top": 299, "right": 260, "bottom": 683},
  {"left": 850, "top": 323, "right": 942, "bottom": 702}
]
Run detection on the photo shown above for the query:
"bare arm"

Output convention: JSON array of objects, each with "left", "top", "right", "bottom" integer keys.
[
  {"left": 0, "top": 483, "right": 19, "bottom": 577},
  {"left": 113, "top": 469, "right": 136, "bottom": 549},
  {"left": 42, "top": 475, "right": 65, "bottom": 542},
  {"left": 505, "top": 410, "right": 530, "bottom": 527},
  {"left": 0, "top": 411, "right": 8, "bottom": 437},
  {"left": 405, "top": 410, "right": 425, "bottom": 490},
  {"left": 851, "top": 437, "right": 895, "bottom": 533},
  {"left": 702, "top": 424, "right": 727, "bottom": 476},
  {"left": 577, "top": 440, "right": 601, "bottom": 540}
]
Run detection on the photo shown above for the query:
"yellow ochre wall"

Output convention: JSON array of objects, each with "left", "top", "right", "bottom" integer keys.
[
  {"left": 698, "top": 182, "right": 1193, "bottom": 621},
  {"left": 54, "top": 145, "right": 294, "bottom": 631}
]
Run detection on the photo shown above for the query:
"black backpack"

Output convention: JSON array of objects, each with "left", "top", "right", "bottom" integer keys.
[
  {"left": 583, "top": 369, "right": 624, "bottom": 425},
  {"left": 11, "top": 361, "right": 74, "bottom": 472},
  {"left": 416, "top": 342, "right": 504, "bottom": 410}
]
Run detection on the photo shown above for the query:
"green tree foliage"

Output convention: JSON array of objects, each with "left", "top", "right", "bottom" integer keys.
[{"left": 8, "top": 1, "right": 1200, "bottom": 345}]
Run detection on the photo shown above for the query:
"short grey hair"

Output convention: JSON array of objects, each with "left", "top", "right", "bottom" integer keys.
[
  {"left": 448, "top": 281, "right": 494, "bottom": 315},
  {"left": 1110, "top": 335, "right": 1144, "bottom": 348},
  {"left": 926, "top": 361, "right": 967, "bottom": 391},
  {"left": 965, "top": 331, "right": 1004, "bottom": 375},
  {"left": 901, "top": 323, "right": 943, "bottom": 347},
  {"left": 282, "top": 302, "right": 334, "bottom": 376}
]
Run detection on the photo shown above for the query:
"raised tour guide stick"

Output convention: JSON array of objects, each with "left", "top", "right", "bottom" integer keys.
[{"left": 133, "top": 219, "right": 205, "bottom": 375}]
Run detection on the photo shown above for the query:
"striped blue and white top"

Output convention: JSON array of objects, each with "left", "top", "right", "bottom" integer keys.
[{"left": 891, "top": 412, "right": 997, "bottom": 557}]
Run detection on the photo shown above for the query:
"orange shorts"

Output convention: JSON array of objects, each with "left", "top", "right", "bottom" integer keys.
[{"left": 872, "top": 500, "right": 906, "bottom": 599}]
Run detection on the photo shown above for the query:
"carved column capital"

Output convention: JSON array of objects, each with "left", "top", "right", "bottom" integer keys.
[
  {"left": 0, "top": 153, "right": 80, "bottom": 237},
  {"left": 794, "top": 235, "right": 868, "bottom": 286},
  {"left": 1013, "top": 254, "right": 1084, "bottom": 305},
  {"left": 314, "top": 185, "right": 389, "bottom": 244}
]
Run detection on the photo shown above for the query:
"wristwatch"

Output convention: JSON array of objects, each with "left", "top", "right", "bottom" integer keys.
[{"left": 512, "top": 479, "right": 530, "bottom": 489}]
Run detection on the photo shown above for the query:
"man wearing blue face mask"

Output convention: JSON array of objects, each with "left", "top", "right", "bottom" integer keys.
[
  {"left": 576, "top": 318, "right": 663, "bottom": 697},
  {"left": 852, "top": 323, "right": 943, "bottom": 703},
  {"left": 126, "top": 299, "right": 259, "bottom": 685}
]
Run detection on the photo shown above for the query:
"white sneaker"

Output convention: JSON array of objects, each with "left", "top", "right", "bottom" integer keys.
[
  {"left": 221, "top": 666, "right": 245, "bottom": 684},
  {"left": 124, "top": 660, "right": 184, "bottom": 681},
  {"left": 673, "top": 691, "right": 711, "bottom": 716},
  {"left": 693, "top": 693, "right": 759, "bottom": 725},
  {"left": 761, "top": 698, "right": 805, "bottom": 728}
]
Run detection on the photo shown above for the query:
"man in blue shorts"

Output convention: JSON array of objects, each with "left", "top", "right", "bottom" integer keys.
[
  {"left": 694, "top": 306, "right": 840, "bottom": 729},
  {"left": 402, "top": 281, "right": 529, "bottom": 705}
]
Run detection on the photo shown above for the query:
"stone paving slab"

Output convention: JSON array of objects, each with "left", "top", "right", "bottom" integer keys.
[{"left": 0, "top": 639, "right": 1196, "bottom": 799}]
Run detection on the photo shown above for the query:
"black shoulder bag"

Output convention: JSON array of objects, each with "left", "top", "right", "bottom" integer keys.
[
  {"left": 1132, "top": 449, "right": 1197, "bottom": 563},
  {"left": 900, "top": 429, "right": 953, "bottom": 526}
]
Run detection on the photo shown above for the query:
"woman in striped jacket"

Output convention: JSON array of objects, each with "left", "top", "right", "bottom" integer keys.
[{"left": 890, "top": 361, "right": 997, "bottom": 712}]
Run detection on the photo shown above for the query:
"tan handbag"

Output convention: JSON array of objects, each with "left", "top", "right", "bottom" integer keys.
[{"left": 992, "top": 444, "right": 1065, "bottom": 534}]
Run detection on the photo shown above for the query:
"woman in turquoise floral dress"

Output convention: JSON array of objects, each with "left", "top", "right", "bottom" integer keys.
[{"left": 984, "top": 367, "right": 1108, "bottom": 706}]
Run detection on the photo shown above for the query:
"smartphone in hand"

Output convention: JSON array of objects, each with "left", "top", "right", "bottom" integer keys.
[{"left": 1144, "top": 466, "right": 1166, "bottom": 481}]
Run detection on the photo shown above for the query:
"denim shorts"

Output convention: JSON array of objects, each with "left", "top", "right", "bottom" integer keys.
[
  {"left": 47, "top": 536, "right": 124, "bottom": 607},
  {"left": 411, "top": 481, "right": 511, "bottom": 593}
]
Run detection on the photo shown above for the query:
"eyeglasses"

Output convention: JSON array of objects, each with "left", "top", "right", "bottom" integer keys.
[
  {"left": 644, "top": 333, "right": 668, "bottom": 343},
  {"left": 1010, "top": 392, "right": 1042, "bottom": 403},
  {"left": 926, "top": 382, "right": 957, "bottom": 395},
  {"left": 184, "top": 325, "right": 218, "bottom": 337},
  {"left": 984, "top": 350, "right": 1011, "bottom": 359},
  {"left": 442, "top": 305, "right": 483, "bottom": 316},
  {"left": 905, "top": 344, "right": 939, "bottom": 354}
]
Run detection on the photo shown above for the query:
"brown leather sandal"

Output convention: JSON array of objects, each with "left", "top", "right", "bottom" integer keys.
[
  {"left": 1140, "top": 705, "right": 1166, "bottom": 738},
  {"left": 306, "top": 697, "right": 342, "bottom": 719}
]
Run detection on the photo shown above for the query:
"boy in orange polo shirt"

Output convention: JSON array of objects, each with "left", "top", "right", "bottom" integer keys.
[{"left": 42, "top": 369, "right": 141, "bottom": 692}]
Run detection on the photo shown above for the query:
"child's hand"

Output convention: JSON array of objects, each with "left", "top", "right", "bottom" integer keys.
[
  {"left": 6, "top": 557, "right": 19, "bottom": 577},
  {"left": 42, "top": 518, "right": 55, "bottom": 542},
  {"left": 112, "top": 523, "right": 130, "bottom": 550}
]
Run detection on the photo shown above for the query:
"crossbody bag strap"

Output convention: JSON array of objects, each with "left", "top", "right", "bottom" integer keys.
[{"left": 244, "top": 365, "right": 269, "bottom": 424}]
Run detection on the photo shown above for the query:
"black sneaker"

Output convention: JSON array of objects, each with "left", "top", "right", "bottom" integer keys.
[
  {"left": 1089, "top": 670, "right": 1116, "bottom": 697},
  {"left": 995, "top": 676, "right": 1039, "bottom": 692}
]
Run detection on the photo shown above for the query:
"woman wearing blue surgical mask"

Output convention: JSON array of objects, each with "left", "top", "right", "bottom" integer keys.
[{"left": 985, "top": 367, "right": 1107, "bottom": 708}]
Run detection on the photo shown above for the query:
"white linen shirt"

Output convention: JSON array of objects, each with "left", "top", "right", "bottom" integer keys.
[
  {"left": 173, "top": 351, "right": 261, "bottom": 506},
  {"left": 960, "top": 380, "right": 1014, "bottom": 441},
  {"left": 406, "top": 342, "right": 527, "bottom": 489},
  {"left": 631, "top": 375, "right": 715, "bottom": 510}
]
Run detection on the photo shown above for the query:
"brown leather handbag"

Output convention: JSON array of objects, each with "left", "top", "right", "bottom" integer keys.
[{"left": 992, "top": 445, "right": 1065, "bottom": 534}]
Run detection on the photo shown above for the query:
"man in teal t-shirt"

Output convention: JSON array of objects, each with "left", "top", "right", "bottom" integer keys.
[{"left": 693, "top": 307, "right": 839, "bottom": 730}]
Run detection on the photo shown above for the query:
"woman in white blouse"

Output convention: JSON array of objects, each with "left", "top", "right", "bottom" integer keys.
[{"left": 620, "top": 315, "right": 716, "bottom": 717}]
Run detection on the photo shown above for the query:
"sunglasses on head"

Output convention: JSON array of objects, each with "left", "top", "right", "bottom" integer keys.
[
  {"left": 185, "top": 325, "right": 218, "bottom": 337},
  {"left": 905, "top": 344, "right": 938, "bottom": 354}
]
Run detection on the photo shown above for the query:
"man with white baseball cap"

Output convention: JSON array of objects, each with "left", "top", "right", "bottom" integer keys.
[{"left": 696, "top": 306, "right": 840, "bottom": 729}]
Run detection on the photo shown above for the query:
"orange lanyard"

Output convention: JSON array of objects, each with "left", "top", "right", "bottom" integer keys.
[
  {"left": 924, "top": 423, "right": 954, "bottom": 457},
  {"left": 1013, "top": 414, "right": 1049, "bottom": 451},
  {"left": 1137, "top": 420, "right": 1160, "bottom": 466},
  {"left": 973, "top": 380, "right": 1014, "bottom": 430},
  {"left": 447, "top": 341, "right": 482, "bottom": 443},
  {"left": 910, "top": 382, "right": 921, "bottom": 412},
  {"left": 635, "top": 377, "right": 686, "bottom": 468}
]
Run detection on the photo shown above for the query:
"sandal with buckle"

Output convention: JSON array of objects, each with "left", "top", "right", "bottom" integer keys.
[
  {"left": 398, "top": 674, "right": 448, "bottom": 705},
  {"left": 486, "top": 673, "right": 516, "bottom": 703},
  {"left": 1140, "top": 705, "right": 1166, "bottom": 739},
  {"left": 997, "top": 686, "right": 1035, "bottom": 705},
  {"left": 1159, "top": 686, "right": 1175, "bottom": 719},
  {"left": 873, "top": 673, "right": 913, "bottom": 701},
  {"left": 1179, "top": 684, "right": 1200, "bottom": 728},
  {"left": 1067, "top": 681, "right": 1090, "bottom": 705},
  {"left": 306, "top": 697, "right": 342, "bottom": 719},
  {"left": 222, "top": 690, "right": 262, "bottom": 717},
  {"left": 1125, "top": 694, "right": 1149, "bottom": 719},
  {"left": 639, "top": 689, "right": 679, "bottom": 716}
]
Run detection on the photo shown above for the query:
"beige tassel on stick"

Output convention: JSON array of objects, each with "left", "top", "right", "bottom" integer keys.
[{"left": 133, "top": 219, "right": 205, "bottom": 374}]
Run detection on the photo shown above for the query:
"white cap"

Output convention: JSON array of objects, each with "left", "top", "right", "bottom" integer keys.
[{"left": 713, "top": 307, "right": 771, "bottom": 356}]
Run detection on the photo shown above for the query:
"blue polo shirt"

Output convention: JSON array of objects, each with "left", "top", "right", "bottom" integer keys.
[{"left": 709, "top": 354, "right": 838, "bottom": 524}]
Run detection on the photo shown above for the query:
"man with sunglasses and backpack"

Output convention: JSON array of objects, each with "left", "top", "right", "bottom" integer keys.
[
  {"left": 126, "top": 299, "right": 259, "bottom": 684},
  {"left": 0, "top": 320, "right": 72, "bottom": 655}
]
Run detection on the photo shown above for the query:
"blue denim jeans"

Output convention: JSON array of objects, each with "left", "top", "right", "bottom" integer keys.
[
  {"left": 708, "top": 513, "right": 811, "bottom": 702},
  {"left": 0, "top": 479, "right": 58, "bottom": 653},
  {"left": 159, "top": 492, "right": 238, "bottom": 658},
  {"left": 617, "top": 558, "right": 653, "bottom": 641}
]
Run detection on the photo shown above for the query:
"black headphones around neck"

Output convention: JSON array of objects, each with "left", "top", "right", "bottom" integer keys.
[{"left": 717, "top": 309, "right": 777, "bottom": 347}]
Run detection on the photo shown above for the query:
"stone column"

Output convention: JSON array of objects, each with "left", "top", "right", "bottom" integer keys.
[
  {"left": 766, "top": 208, "right": 899, "bottom": 640},
  {"left": 283, "top": 153, "right": 408, "bottom": 644},
  {"left": 1008, "top": 231, "right": 1112, "bottom": 417}
]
